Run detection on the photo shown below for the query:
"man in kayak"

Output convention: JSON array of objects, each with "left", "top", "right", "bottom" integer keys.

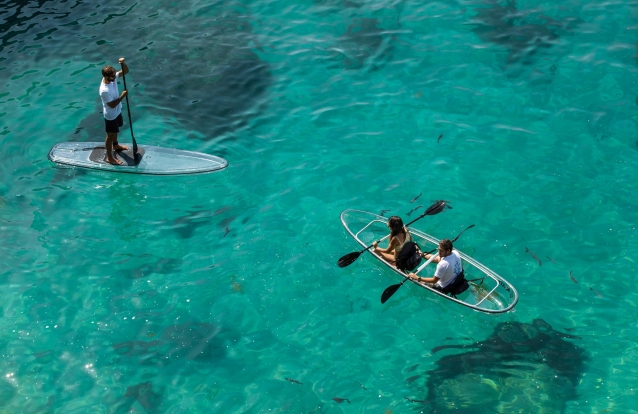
[
  {"left": 99, "top": 57, "right": 129, "bottom": 165},
  {"left": 407, "top": 239, "right": 463, "bottom": 291}
]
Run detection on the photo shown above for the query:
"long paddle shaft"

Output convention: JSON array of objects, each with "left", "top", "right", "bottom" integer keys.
[
  {"left": 121, "top": 63, "right": 138, "bottom": 155},
  {"left": 380, "top": 224, "right": 475, "bottom": 304},
  {"left": 337, "top": 200, "right": 449, "bottom": 268}
]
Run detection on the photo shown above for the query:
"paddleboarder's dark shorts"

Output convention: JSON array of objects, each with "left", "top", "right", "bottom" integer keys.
[{"left": 105, "top": 113, "right": 124, "bottom": 133}]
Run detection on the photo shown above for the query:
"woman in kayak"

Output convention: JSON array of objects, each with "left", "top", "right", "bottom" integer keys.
[{"left": 373, "top": 216, "right": 412, "bottom": 266}]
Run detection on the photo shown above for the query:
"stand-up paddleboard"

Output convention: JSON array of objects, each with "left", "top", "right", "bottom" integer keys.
[{"left": 48, "top": 142, "right": 228, "bottom": 175}]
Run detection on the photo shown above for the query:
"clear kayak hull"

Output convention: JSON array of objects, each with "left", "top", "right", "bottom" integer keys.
[{"left": 340, "top": 209, "right": 519, "bottom": 314}]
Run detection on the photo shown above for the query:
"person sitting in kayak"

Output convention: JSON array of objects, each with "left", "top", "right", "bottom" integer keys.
[
  {"left": 407, "top": 239, "right": 463, "bottom": 291},
  {"left": 372, "top": 216, "right": 412, "bottom": 266}
]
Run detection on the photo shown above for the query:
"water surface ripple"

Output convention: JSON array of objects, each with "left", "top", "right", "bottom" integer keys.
[{"left": 1, "top": 0, "right": 638, "bottom": 412}]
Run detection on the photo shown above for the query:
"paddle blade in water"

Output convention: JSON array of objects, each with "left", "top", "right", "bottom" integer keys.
[
  {"left": 451, "top": 224, "right": 475, "bottom": 242},
  {"left": 337, "top": 251, "right": 361, "bottom": 267},
  {"left": 424, "top": 200, "right": 447, "bottom": 216},
  {"left": 381, "top": 283, "right": 402, "bottom": 304}
]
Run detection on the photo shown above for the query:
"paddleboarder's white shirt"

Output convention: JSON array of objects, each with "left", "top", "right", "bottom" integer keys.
[
  {"left": 99, "top": 72, "right": 121, "bottom": 121},
  {"left": 434, "top": 250, "right": 462, "bottom": 288}
]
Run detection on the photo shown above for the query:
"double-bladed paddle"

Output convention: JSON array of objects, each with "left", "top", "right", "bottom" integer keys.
[
  {"left": 380, "top": 224, "right": 475, "bottom": 304},
  {"left": 337, "top": 200, "right": 450, "bottom": 268},
  {"left": 121, "top": 62, "right": 138, "bottom": 156}
]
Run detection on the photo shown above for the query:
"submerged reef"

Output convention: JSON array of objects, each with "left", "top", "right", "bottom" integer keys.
[
  {"left": 467, "top": 0, "right": 577, "bottom": 65},
  {"left": 419, "top": 319, "right": 586, "bottom": 413}
]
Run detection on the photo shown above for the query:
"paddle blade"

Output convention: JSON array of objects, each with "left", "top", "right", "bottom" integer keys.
[
  {"left": 381, "top": 283, "right": 402, "bottom": 304},
  {"left": 337, "top": 251, "right": 361, "bottom": 267},
  {"left": 424, "top": 200, "right": 448, "bottom": 216},
  {"left": 452, "top": 224, "right": 475, "bottom": 242}
]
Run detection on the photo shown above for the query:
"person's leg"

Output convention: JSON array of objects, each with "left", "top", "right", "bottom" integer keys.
[
  {"left": 376, "top": 251, "right": 396, "bottom": 265},
  {"left": 422, "top": 252, "right": 441, "bottom": 263},
  {"left": 113, "top": 114, "right": 128, "bottom": 150},
  {"left": 105, "top": 132, "right": 122, "bottom": 165}
]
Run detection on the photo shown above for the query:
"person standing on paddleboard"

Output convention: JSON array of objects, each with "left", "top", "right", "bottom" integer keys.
[
  {"left": 408, "top": 238, "right": 462, "bottom": 290},
  {"left": 99, "top": 57, "right": 129, "bottom": 165}
]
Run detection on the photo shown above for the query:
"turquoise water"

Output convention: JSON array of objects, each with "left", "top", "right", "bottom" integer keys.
[{"left": 2, "top": 0, "right": 638, "bottom": 412}]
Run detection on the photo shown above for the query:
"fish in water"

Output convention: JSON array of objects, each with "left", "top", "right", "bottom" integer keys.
[
  {"left": 407, "top": 363, "right": 419, "bottom": 372},
  {"left": 569, "top": 271, "right": 578, "bottom": 283},
  {"left": 285, "top": 378, "right": 302, "bottom": 385},
  {"left": 231, "top": 276, "right": 243, "bottom": 294},
  {"left": 379, "top": 209, "right": 390, "bottom": 216},
  {"left": 410, "top": 193, "right": 422, "bottom": 203},
  {"left": 547, "top": 256, "right": 556, "bottom": 264},
  {"left": 525, "top": 247, "right": 542, "bottom": 266},
  {"left": 171, "top": 210, "right": 214, "bottom": 239},
  {"left": 404, "top": 397, "right": 427, "bottom": 403},
  {"left": 332, "top": 397, "right": 350, "bottom": 404},
  {"left": 407, "top": 205, "right": 422, "bottom": 216},
  {"left": 590, "top": 287, "right": 603, "bottom": 298},
  {"left": 406, "top": 375, "right": 420, "bottom": 384},
  {"left": 437, "top": 134, "right": 443, "bottom": 143},
  {"left": 223, "top": 227, "right": 230, "bottom": 238},
  {"left": 355, "top": 380, "right": 367, "bottom": 390}
]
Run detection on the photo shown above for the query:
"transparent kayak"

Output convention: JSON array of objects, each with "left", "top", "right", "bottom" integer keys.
[
  {"left": 340, "top": 209, "right": 519, "bottom": 314},
  {"left": 48, "top": 142, "right": 228, "bottom": 175}
]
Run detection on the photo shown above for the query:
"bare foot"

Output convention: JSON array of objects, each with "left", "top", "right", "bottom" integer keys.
[
  {"left": 113, "top": 144, "right": 129, "bottom": 151},
  {"left": 105, "top": 157, "right": 123, "bottom": 165}
]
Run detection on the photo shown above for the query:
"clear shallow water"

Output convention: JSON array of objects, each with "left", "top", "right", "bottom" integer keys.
[{"left": 2, "top": 0, "right": 638, "bottom": 412}]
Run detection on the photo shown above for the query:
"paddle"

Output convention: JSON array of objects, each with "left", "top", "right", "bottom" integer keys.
[
  {"left": 337, "top": 200, "right": 449, "bottom": 268},
  {"left": 121, "top": 62, "right": 138, "bottom": 156},
  {"left": 380, "top": 224, "right": 475, "bottom": 304}
]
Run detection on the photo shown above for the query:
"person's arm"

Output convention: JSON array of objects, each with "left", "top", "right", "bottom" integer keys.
[
  {"left": 116, "top": 57, "right": 129, "bottom": 78},
  {"left": 373, "top": 236, "right": 397, "bottom": 254},
  {"left": 421, "top": 251, "right": 441, "bottom": 263},
  {"left": 105, "top": 90, "right": 128, "bottom": 108},
  {"left": 408, "top": 273, "right": 439, "bottom": 285}
]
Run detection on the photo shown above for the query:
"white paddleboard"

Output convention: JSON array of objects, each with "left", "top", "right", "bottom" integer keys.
[{"left": 48, "top": 142, "right": 228, "bottom": 175}]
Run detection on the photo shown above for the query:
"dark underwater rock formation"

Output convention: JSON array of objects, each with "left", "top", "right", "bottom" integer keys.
[
  {"left": 467, "top": 0, "right": 577, "bottom": 65},
  {"left": 422, "top": 319, "right": 587, "bottom": 413}
]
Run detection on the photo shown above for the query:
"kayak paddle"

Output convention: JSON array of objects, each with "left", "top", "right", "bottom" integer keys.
[
  {"left": 121, "top": 62, "right": 138, "bottom": 156},
  {"left": 337, "top": 200, "right": 450, "bottom": 268},
  {"left": 380, "top": 223, "right": 475, "bottom": 304}
]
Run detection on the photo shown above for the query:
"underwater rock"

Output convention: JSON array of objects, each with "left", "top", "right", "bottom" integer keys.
[
  {"left": 467, "top": 0, "right": 570, "bottom": 65},
  {"left": 314, "top": 0, "right": 405, "bottom": 71},
  {"left": 338, "top": 18, "right": 393, "bottom": 70},
  {"left": 422, "top": 319, "right": 587, "bottom": 413},
  {"left": 113, "top": 381, "right": 162, "bottom": 414},
  {"left": 135, "top": 4, "right": 272, "bottom": 139}
]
